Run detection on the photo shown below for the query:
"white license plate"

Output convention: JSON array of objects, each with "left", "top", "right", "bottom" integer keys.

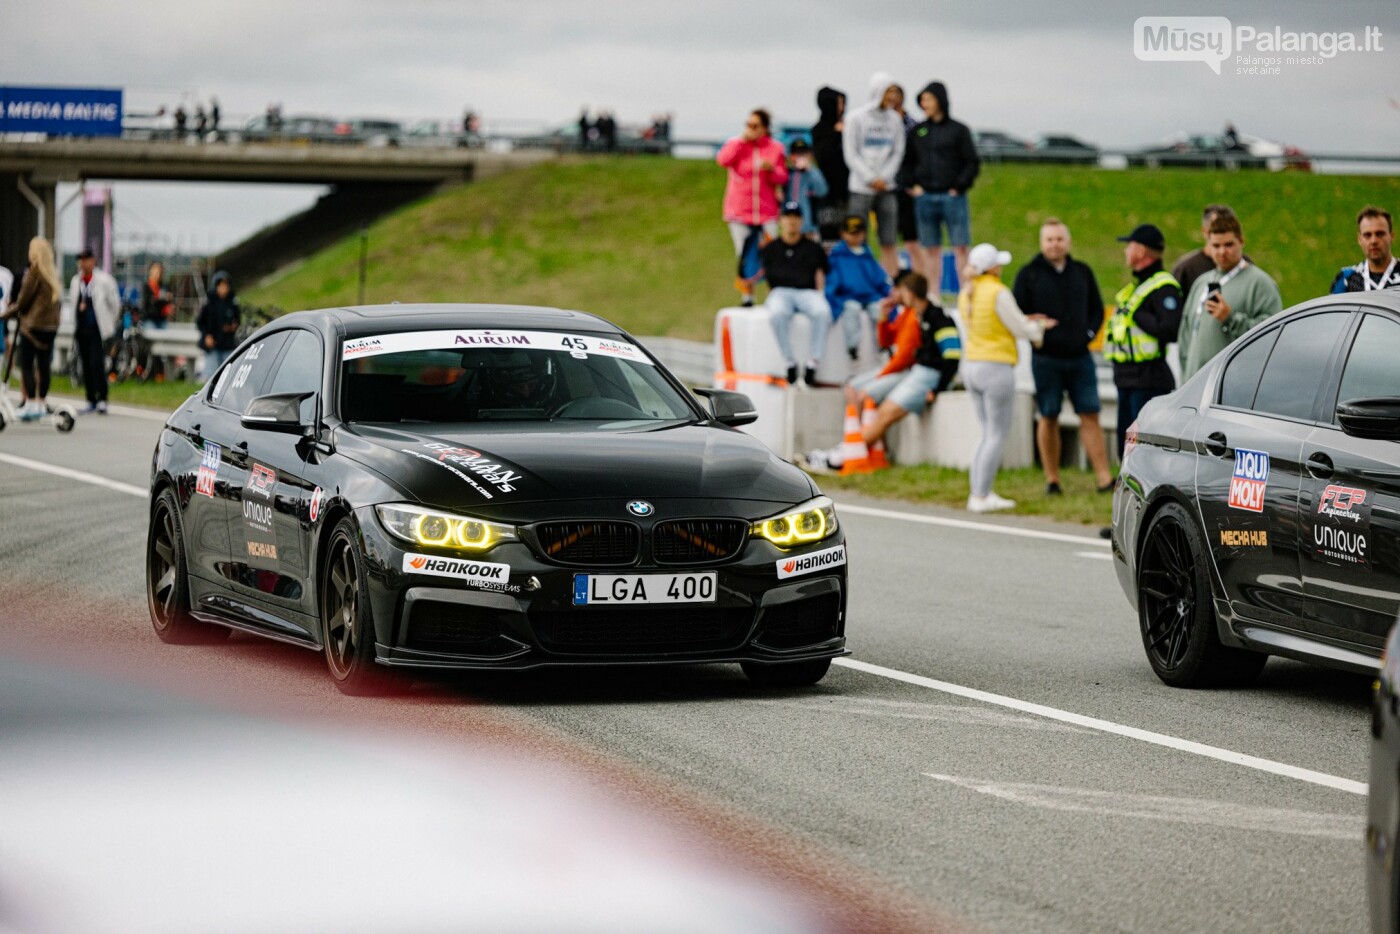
[{"left": 572, "top": 572, "right": 717, "bottom": 605}]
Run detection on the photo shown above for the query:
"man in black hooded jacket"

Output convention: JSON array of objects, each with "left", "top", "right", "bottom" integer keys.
[
  {"left": 897, "top": 81, "right": 979, "bottom": 291},
  {"left": 197, "top": 271, "right": 241, "bottom": 383},
  {"left": 810, "top": 87, "right": 848, "bottom": 244}
]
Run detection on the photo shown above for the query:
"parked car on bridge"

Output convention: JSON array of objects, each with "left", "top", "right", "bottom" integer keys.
[
  {"left": 1126, "top": 132, "right": 1309, "bottom": 171},
  {"left": 1032, "top": 134, "right": 1101, "bottom": 165},
  {"left": 146, "top": 304, "right": 849, "bottom": 694},
  {"left": 402, "top": 119, "right": 481, "bottom": 148},
  {"left": 337, "top": 118, "right": 405, "bottom": 147},
  {"left": 232, "top": 114, "right": 344, "bottom": 145},
  {"left": 973, "top": 129, "right": 1033, "bottom": 161},
  {"left": 1112, "top": 291, "right": 1400, "bottom": 687}
]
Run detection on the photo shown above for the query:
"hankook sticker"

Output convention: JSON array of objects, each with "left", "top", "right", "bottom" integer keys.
[{"left": 775, "top": 543, "right": 846, "bottom": 580}]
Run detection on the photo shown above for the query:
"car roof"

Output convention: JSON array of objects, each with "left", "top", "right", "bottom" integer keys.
[
  {"left": 267, "top": 303, "right": 631, "bottom": 340},
  {"left": 1285, "top": 290, "right": 1400, "bottom": 317}
]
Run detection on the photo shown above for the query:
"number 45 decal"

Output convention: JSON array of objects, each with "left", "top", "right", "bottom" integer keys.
[{"left": 560, "top": 337, "right": 588, "bottom": 352}]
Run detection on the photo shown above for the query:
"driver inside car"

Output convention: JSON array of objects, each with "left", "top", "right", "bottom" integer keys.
[{"left": 480, "top": 349, "right": 557, "bottom": 410}]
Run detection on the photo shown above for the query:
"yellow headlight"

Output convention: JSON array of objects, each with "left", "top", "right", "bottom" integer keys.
[
  {"left": 378, "top": 504, "right": 516, "bottom": 553},
  {"left": 414, "top": 514, "right": 453, "bottom": 546},
  {"left": 751, "top": 497, "right": 838, "bottom": 548}
]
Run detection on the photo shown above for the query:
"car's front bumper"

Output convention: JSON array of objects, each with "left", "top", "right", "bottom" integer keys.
[{"left": 354, "top": 508, "right": 849, "bottom": 670}]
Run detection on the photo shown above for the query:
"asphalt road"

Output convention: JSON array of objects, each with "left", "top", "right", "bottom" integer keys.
[{"left": 0, "top": 403, "right": 1375, "bottom": 933}]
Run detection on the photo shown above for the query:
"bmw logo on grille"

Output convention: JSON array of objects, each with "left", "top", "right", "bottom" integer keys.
[{"left": 626, "top": 500, "right": 654, "bottom": 517}]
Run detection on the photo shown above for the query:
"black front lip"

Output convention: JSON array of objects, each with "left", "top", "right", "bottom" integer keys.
[{"left": 356, "top": 508, "right": 848, "bottom": 670}]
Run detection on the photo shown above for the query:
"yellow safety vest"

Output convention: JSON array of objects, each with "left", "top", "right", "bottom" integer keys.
[{"left": 1104, "top": 271, "right": 1179, "bottom": 364}]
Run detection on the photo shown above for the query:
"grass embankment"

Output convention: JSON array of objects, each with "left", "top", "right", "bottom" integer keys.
[{"left": 230, "top": 160, "right": 1400, "bottom": 525}]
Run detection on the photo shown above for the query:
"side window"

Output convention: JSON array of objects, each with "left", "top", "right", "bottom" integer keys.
[
  {"left": 1251, "top": 312, "right": 1350, "bottom": 420},
  {"left": 210, "top": 332, "right": 289, "bottom": 415},
  {"left": 267, "top": 330, "right": 324, "bottom": 420},
  {"left": 1337, "top": 314, "right": 1400, "bottom": 405},
  {"left": 1218, "top": 329, "right": 1278, "bottom": 410}
]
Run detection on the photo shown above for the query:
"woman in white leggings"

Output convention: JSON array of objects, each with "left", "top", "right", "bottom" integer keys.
[{"left": 958, "top": 244, "right": 1050, "bottom": 513}]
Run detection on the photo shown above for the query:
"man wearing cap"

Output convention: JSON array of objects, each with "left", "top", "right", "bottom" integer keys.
[
  {"left": 1105, "top": 224, "right": 1183, "bottom": 458},
  {"left": 1178, "top": 212, "right": 1282, "bottom": 382},
  {"left": 783, "top": 139, "right": 829, "bottom": 240},
  {"left": 825, "top": 215, "right": 892, "bottom": 360},
  {"left": 66, "top": 248, "right": 121, "bottom": 414},
  {"left": 959, "top": 242, "right": 1050, "bottom": 513},
  {"left": 760, "top": 204, "right": 832, "bottom": 386},
  {"left": 1012, "top": 218, "right": 1114, "bottom": 495}
]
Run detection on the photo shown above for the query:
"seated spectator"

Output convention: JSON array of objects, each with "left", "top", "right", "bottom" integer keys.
[
  {"left": 762, "top": 203, "right": 832, "bottom": 386},
  {"left": 803, "top": 272, "right": 960, "bottom": 471},
  {"left": 825, "top": 215, "right": 892, "bottom": 361},
  {"left": 783, "top": 139, "right": 828, "bottom": 240}
]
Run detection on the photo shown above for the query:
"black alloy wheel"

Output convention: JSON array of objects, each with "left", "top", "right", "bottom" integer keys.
[
  {"left": 147, "top": 488, "right": 228, "bottom": 645},
  {"left": 322, "top": 518, "right": 394, "bottom": 695},
  {"left": 1136, "top": 502, "right": 1265, "bottom": 688}
]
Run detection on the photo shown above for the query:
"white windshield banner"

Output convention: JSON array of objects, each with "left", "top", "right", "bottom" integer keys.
[{"left": 341, "top": 329, "right": 653, "bottom": 365}]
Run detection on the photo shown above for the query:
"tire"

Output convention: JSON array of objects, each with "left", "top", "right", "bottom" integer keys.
[
  {"left": 1136, "top": 502, "right": 1266, "bottom": 688},
  {"left": 322, "top": 517, "right": 396, "bottom": 696},
  {"left": 741, "top": 658, "right": 832, "bottom": 687},
  {"left": 147, "top": 488, "right": 229, "bottom": 645}
]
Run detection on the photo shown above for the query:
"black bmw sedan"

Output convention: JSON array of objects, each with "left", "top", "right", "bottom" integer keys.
[
  {"left": 146, "top": 305, "right": 848, "bottom": 694},
  {"left": 1112, "top": 291, "right": 1400, "bottom": 687}
]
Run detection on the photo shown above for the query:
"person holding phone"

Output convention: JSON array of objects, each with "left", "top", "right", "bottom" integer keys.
[
  {"left": 1178, "top": 212, "right": 1283, "bottom": 381},
  {"left": 1104, "top": 224, "right": 1183, "bottom": 460}
]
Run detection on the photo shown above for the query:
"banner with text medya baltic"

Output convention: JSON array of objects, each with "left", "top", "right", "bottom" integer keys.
[{"left": 0, "top": 86, "right": 123, "bottom": 137}]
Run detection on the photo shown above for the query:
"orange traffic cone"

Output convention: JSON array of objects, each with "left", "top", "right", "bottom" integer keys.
[
  {"left": 862, "top": 397, "right": 888, "bottom": 469},
  {"left": 838, "top": 403, "right": 872, "bottom": 474}
]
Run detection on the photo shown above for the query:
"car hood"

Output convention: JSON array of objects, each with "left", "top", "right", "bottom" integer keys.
[{"left": 334, "top": 422, "right": 816, "bottom": 517}]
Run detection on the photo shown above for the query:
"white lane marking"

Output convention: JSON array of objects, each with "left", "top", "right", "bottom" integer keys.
[
  {"left": 766, "top": 698, "right": 1088, "bottom": 733},
  {"left": 834, "top": 658, "right": 1367, "bottom": 796},
  {"left": 835, "top": 502, "right": 1111, "bottom": 548},
  {"left": 0, "top": 452, "right": 146, "bottom": 498},
  {"left": 1075, "top": 550, "right": 1114, "bottom": 561},
  {"left": 924, "top": 774, "right": 1363, "bottom": 840},
  {"left": 46, "top": 394, "right": 175, "bottom": 422}
]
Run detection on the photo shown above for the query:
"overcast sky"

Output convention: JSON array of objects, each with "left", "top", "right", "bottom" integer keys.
[{"left": 8, "top": 0, "right": 1399, "bottom": 257}]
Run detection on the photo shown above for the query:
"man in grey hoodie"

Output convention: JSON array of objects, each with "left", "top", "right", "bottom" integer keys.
[
  {"left": 842, "top": 72, "right": 906, "bottom": 277},
  {"left": 897, "top": 81, "right": 979, "bottom": 292}
]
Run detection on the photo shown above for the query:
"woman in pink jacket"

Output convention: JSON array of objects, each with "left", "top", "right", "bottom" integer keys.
[{"left": 716, "top": 109, "right": 788, "bottom": 306}]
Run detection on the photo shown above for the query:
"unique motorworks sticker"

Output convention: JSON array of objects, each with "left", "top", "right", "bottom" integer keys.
[
  {"left": 1310, "top": 483, "right": 1372, "bottom": 569},
  {"left": 1216, "top": 516, "right": 1269, "bottom": 558}
]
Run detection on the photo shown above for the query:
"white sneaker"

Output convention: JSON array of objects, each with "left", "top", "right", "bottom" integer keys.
[
  {"left": 801, "top": 448, "right": 843, "bottom": 473},
  {"left": 967, "top": 493, "right": 1016, "bottom": 513}
]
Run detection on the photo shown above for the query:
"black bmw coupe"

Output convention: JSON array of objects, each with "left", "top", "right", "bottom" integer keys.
[
  {"left": 146, "top": 305, "right": 848, "bottom": 693},
  {"left": 1112, "top": 291, "right": 1400, "bottom": 687}
]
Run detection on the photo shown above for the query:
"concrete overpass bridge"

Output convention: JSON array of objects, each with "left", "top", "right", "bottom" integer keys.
[{"left": 0, "top": 138, "right": 554, "bottom": 273}]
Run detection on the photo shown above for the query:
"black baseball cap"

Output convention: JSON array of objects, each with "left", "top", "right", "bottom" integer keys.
[
  {"left": 76, "top": 248, "right": 95, "bottom": 259},
  {"left": 842, "top": 215, "right": 866, "bottom": 233},
  {"left": 1116, "top": 223, "right": 1165, "bottom": 251},
  {"left": 788, "top": 138, "right": 811, "bottom": 154},
  {"left": 780, "top": 201, "right": 803, "bottom": 217}
]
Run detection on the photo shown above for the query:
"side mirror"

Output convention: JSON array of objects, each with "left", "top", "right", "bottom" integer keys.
[
  {"left": 693, "top": 388, "right": 758, "bottom": 427},
  {"left": 242, "top": 391, "right": 316, "bottom": 436},
  {"left": 1336, "top": 397, "right": 1400, "bottom": 441}
]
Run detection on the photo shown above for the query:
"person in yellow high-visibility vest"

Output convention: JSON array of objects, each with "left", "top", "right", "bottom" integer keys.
[{"left": 1103, "top": 224, "right": 1183, "bottom": 459}]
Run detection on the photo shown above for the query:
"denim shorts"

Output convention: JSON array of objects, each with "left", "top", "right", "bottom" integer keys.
[
  {"left": 850, "top": 363, "right": 945, "bottom": 415},
  {"left": 914, "top": 192, "right": 970, "bottom": 247},
  {"left": 1031, "top": 352, "right": 1101, "bottom": 419}
]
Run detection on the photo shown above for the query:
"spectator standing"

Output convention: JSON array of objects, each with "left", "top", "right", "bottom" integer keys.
[
  {"left": 2, "top": 238, "right": 62, "bottom": 420},
  {"left": 210, "top": 97, "right": 221, "bottom": 137},
  {"left": 825, "top": 215, "right": 891, "bottom": 360},
  {"left": 898, "top": 81, "right": 980, "bottom": 294},
  {"left": 1331, "top": 205, "right": 1400, "bottom": 292},
  {"left": 598, "top": 111, "right": 617, "bottom": 152},
  {"left": 577, "top": 107, "right": 591, "bottom": 151},
  {"left": 959, "top": 242, "right": 1051, "bottom": 513},
  {"left": 716, "top": 108, "right": 788, "bottom": 307},
  {"left": 843, "top": 72, "right": 906, "bottom": 277},
  {"left": 1178, "top": 213, "right": 1283, "bottom": 381},
  {"left": 0, "top": 263, "right": 11, "bottom": 357},
  {"left": 67, "top": 249, "right": 121, "bottom": 414},
  {"left": 805, "top": 272, "right": 960, "bottom": 472},
  {"left": 890, "top": 86, "right": 925, "bottom": 279},
  {"left": 1105, "top": 224, "right": 1183, "bottom": 458},
  {"left": 141, "top": 261, "right": 173, "bottom": 328},
  {"left": 1171, "top": 203, "right": 1236, "bottom": 298},
  {"left": 196, "top": 271, "right": 241, "bottom": 383},
  {"left": 810, "top": 86, "right": 849, "bottom": 244},
  {"left": 1012, "top": 219, "right": 1114, "bottom": 494},
  {"left": 762, "top": 204, "right": 831, "bottom": 386},
  {"left": 194, "top": 105, "right": 208, "bottom": 139},
  {"left": 783, "top": 139, "right": 828, "bottom": 240},
  {"left": 174, "top": 104, "right": 187, "bottom": 139}
]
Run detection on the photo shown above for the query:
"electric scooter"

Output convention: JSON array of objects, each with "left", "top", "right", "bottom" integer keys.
[{"left": 0, "top": 319, "right": 77, "bottom": 433}]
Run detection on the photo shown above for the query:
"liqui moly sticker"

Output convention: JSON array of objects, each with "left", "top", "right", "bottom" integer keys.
[
  {"left": 1228, "top": 448, "right": 1268, "bottom": 513},
  {"left": 775, "top": 543, "right": 846, "bottom": 580},
  {"left": 340, "top": 330, "right": 653, "bottom": 364}
]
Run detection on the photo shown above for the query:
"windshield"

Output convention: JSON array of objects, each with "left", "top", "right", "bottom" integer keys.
[{"left": 339, "top": 329, "right": 697, "bottom": 425}]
